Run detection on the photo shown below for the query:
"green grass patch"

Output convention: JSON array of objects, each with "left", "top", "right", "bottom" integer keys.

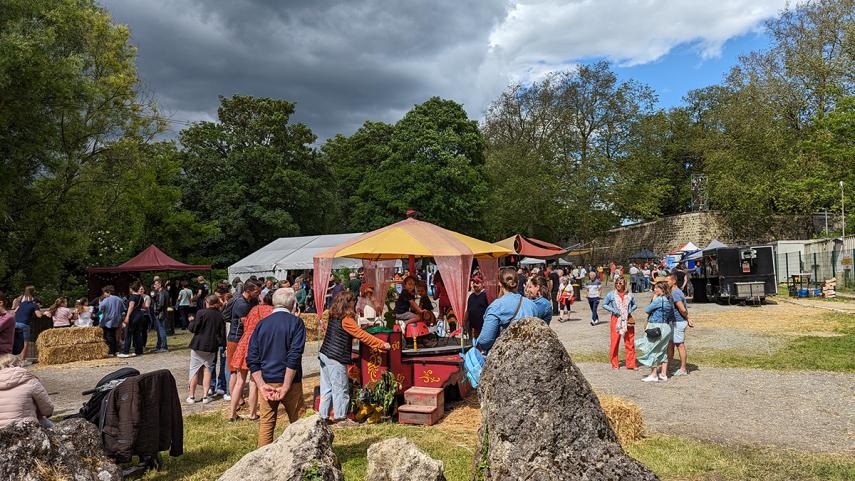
[
  {"left": 143, "top": 414, "right": 855, "bottom": 481},
  {"left": 569, "top": 313, "right": 855, "bottom": 373},
  {"left": 628, "top": 435, "right": 855, "bottom": 481}
]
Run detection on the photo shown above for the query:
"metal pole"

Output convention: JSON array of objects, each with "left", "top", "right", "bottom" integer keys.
[
  {"left": 841, "top": 181, "right": 846, "bottom": 239},
  {"left": 824, "top": 209, "right": 829, "bottom": 235}
]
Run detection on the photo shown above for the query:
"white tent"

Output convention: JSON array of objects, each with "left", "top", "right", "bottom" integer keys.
[
  {"left": 228, "top": 233, "right": 364, "bottom": 281},
  {"left": 519, "top": 257, "right": 546, "bottom": 266}
]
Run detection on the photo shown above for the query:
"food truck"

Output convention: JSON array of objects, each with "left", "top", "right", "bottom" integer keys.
[{"left": 690, "top": 246, "right": 777, "bottom": 304}]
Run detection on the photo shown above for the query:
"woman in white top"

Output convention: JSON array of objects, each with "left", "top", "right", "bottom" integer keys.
[
  {"left": 75, "top": 298, "right": 93, "bottom": 327},
  {"left": 356, "top": 285, "right": 378, "bottom": 325},
  {"left": 584, "top": 271, "right": 602, "bottom": 326}
]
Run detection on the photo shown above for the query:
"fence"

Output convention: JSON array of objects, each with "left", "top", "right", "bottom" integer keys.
[{"left": 776, "top": 249, "right": 855, "bottom": 289}]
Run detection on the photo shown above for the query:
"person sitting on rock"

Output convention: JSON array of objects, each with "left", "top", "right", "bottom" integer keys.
[
  {"left": 0, "top": 354, "right": 54, "bottom": 428},
  {"left": 474, "top": 267, "right": 537, "bottom": 354}
]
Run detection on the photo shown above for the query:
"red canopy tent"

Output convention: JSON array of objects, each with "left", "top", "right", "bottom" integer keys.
[
  {"left": 496, "top": 234, "right": 570, "bottom": 259},
  {"left": 87, "top": 245, "right": 211, "bottom": 298}
]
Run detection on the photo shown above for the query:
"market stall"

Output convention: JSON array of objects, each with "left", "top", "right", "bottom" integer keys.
[
  {"left": 87, "top": 245, "right": 211, "bottom": 299},
  {"left": 313, "top": 218, "right": 511, "bottom": 424}
]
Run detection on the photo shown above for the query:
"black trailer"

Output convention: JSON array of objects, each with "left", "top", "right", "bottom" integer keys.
[{"left": 690, "top": 246, "right": 777, "bottom": 304}]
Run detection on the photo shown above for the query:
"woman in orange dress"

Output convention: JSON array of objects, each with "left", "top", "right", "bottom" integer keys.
[{"left": 227, "top": 291, "right": 273, "bottom": 421}]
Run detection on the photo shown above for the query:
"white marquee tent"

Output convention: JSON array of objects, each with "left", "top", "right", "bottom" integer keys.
[{"left": 228, "top": 233, "right": 364, "bottom": 281}]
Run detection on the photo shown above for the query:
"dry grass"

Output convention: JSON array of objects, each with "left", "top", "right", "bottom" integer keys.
[
  {"left": 693, "top": 302, "right": 844, "bottom": 335},
  {"left": 436, "top": 393, "right": 480, "bottom": 431}
]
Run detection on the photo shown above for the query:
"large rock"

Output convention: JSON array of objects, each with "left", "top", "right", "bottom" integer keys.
[
  {"left": 218, "top": 415, "right": 343, "bottom": 481},
  {"left": 367, "top": 437, "right": 446, "bottom": 481},
  {"left": 0, "top": 418, "right": 122, "bottom": 481},
  {"left": 473, "top": 317, "right": 659, "bottom": 481}
]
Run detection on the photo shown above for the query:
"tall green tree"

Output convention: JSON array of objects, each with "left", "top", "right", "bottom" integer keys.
[
  {"left": 178, "top": 95, "right": 340, "bottom": 266},
  {"left": 0, "top": 0, "right": 192, "bottom": 292},
  {"left": 483, "top": 61, "right": 657, "bottom": 241},
  {"left": 329, "top": 97, "right": 489, "bottom": 235}
]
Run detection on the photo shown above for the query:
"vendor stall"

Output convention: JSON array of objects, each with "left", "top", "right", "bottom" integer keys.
[
  {"left": 87, "top": 245, "right": 211, "bottom": 299},
  {"left": 313, "top": 218, "right": 511, "bottom": 423}
]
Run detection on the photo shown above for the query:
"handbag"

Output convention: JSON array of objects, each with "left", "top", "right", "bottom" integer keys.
[
  {"left": 645, "top": 326, "right": 661, "bottom": 339},
  {"left": 462, "top": 295, "right": 525, "bottom": 388}
]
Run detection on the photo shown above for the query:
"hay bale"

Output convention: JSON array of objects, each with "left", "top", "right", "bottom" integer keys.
[
  {"left": 300, "top": 313, "right": 325, "bottom": 341},
  {"left": 38, "top": 341, "right": 108, "bottom": 366},
  {"left": 36, "top": 327, "right": 103, "bottom": 348},
  {"left": 597, "top": 393, "right": 645, "bottom": 444}
]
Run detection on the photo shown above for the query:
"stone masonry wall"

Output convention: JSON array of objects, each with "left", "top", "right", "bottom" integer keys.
[{"left": 586, "top": 212, "right": 817, "bottom": 264}]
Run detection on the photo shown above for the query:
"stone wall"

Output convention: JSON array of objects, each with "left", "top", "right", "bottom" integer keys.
[{"left": 585, "top": 212, "right": 817, "bottom": 264}]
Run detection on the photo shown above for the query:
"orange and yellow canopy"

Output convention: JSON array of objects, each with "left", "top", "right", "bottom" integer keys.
[{"left": 316, "top": 218, "right": 511, "bottom": 260}]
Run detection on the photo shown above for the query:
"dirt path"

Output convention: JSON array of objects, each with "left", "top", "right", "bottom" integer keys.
[
  {"left": 34, "top": 294, "right": 854, "bottom": 454},
  {"left": 577, "top": 362, "right": 854, "bottom": 453}
]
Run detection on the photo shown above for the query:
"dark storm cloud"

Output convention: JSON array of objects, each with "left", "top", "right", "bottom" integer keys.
[{"left": 102, "top": 0, "right": 510, "bottom": 140}]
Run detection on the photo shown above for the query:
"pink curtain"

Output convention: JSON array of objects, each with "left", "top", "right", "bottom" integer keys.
[
  {"left": 312, "top": 257, "right": 334, "bottom": 318},
  {"left": 362, "top": 259, "right": 396, "bottom": 315},
  {"left": 479, "top": 257, "right": 500, "bottom": 302},
  {"left": 435, "top": 254, "right": 473, "bottom": 326}
]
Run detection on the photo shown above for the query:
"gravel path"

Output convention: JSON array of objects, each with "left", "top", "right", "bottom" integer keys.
[{"left": 34, "top": 294, "right": 855, "bottom": 454}]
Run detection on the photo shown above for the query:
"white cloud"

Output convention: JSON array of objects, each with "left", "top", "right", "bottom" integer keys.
[
  {"left": 487, "top": 0, "right": 788, "bottom": 83},
  {"left": 103, "top": 0, "right": 788, "bottom": 139}
]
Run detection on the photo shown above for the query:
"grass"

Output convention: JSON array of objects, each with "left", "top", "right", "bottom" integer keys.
[
  {"left": 141, "top": 413, "right": 855, "bottom": 481},
  {"left": 570, "top": 312, "right": 855, "bottom": 373}
]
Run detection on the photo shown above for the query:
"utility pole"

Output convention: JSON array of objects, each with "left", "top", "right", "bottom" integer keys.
[
  {"left": 824, "top": 209, "right": 829, "bottom": 236},
  {"left": 841, "top": 181, "right": 846, "bottom": 239}
]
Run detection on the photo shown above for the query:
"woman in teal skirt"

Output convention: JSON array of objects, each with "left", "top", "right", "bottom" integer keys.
[{"left": 635, "top": 281, "right": 674, "bottom": 382}]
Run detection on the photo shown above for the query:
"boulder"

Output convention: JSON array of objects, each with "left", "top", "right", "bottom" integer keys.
[
  {"left": 367, "top": 437, "right": 446, "bottom": 481},
  {"left": 472, "top": 317, "right": 659, "bottom": 481},
  {"left": 0, "top": 418, "right": 122, "bottom": 481},
  {"left": 218, "top": 415, "right": 343, "bottom": 481}
]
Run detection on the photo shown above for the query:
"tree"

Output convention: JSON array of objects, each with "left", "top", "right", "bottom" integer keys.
[
  {"left": 689, "top": 0, "right": 855, "bottom": 236},
  {"left": 0, "top": 0, "right": 170, "bottom": 290},
  {"left": 332, "top": 97, "right": 489, "bottom": 235},
  {"left": 178, "top": 95, "right": 340, "bottom": 266},
  {"left": 483, "top": 62, "right": 657, "bottom": 241}
]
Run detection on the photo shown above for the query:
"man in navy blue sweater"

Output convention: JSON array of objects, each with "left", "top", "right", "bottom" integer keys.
[{"left": 247, "top": 288, "right": 306, "bottom": 447}]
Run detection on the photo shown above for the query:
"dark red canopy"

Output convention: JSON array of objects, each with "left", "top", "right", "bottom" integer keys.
[
  {"left": 498, "top": 234, "right": 570, "bottom": 259},
  {"left": 88, "top": 245, "right": 210, "bottom": 273}
]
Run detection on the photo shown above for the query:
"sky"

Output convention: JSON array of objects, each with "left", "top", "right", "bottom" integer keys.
[{"left": 101, "top": 0, "right": 790, "bottom": 141}]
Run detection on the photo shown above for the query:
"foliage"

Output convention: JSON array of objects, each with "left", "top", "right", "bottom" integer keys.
[
  {"left": 326, "top": 97, "right": 489, "bottom": 236},
  {"left": 0, "top": 0, "right": 207, "bottom": 293},
  {"left": 482, "top": 61, "right": 657, "bottom": 241},
  {"left": 178, "top": 95, "right": 339, "bottom": 267},
  {"left": 357, "top": 370, "right": 399, "bottom": 416}
]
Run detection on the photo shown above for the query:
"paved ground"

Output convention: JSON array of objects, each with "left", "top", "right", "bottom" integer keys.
[{"left": 34, "top": 292, "right": 855, "bottom": 454}]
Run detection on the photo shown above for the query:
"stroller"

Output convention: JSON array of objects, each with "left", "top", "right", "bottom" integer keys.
[{"left": 74, "top": 367, "right": 165, "bottom": 475}]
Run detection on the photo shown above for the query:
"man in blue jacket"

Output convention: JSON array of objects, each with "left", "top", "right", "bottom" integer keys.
[{"left": 247, "top": 288, "right": 306, "bottom": 447}]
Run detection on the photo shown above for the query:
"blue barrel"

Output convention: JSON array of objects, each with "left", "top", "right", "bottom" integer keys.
[
  {"left": 814, "top": 288, "right": 822, "bottom": 297},
  {"left": 798, "top": 288, "right": 809, "bottom": 298}
]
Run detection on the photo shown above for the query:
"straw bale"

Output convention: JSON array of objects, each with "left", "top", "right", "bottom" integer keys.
[
  {"left": 597, "top": 393, "right": 645, "bottom": 444},
  {"left": 36, "top": 327, "right": 103, "bottom": 349},
  {"left": 437, "top": 392, "right": 645, "bottom": 444},
  {"left": 38, "top": 341, "right": 108, "bottom": 366},
  {"left": 300, "top": 313, "right": 325, "bottom": 341}
]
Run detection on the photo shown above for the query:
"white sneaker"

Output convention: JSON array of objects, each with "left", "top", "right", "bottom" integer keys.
[
  {"left": 216, "top": 388, "right": 226, "bottom": 396},
  {"left": 186, "top": 396, "right": 196, "bottom": 404},
  {"left": 202, "top": 396, "right": 213, "bottom": 404},
  {"left": 673, "top": 369, "right": 688, "bottom": 377},
  {"left": 117, "top": 353, "right": 131, "bottom": 358},
  {"left": 642, "top": 375, "right": 659, "bottom": 382},
  {"left": 658, "top": 374, "right": 668, "bottom": 382},
  {"left": 223, "top": 394, "right": 231, "bottom": 401}
]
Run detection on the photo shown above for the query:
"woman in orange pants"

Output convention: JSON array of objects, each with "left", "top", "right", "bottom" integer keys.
[{"left": 602, "top": 278, "right": 638, "bottom": 369}]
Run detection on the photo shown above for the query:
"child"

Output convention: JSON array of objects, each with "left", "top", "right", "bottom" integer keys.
[
  {"left": 186, "top": 295, "right": 225, "bottom": 404},
  {"left": 416, "top": 281, "right": 436, "bottom": 325},
  {"left": 74, "top": 298, "right": 93, "bottom": 327},
  {"left": 47, "top": 297, "right": 77, "bottom": 328},
  {"left": 557, "top": 276, "right": 575, "bottom": 321}
]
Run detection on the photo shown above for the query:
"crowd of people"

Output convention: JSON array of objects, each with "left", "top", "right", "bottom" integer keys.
[{"left": 0, "top": 258, "right": 695, "bottom": 444}]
